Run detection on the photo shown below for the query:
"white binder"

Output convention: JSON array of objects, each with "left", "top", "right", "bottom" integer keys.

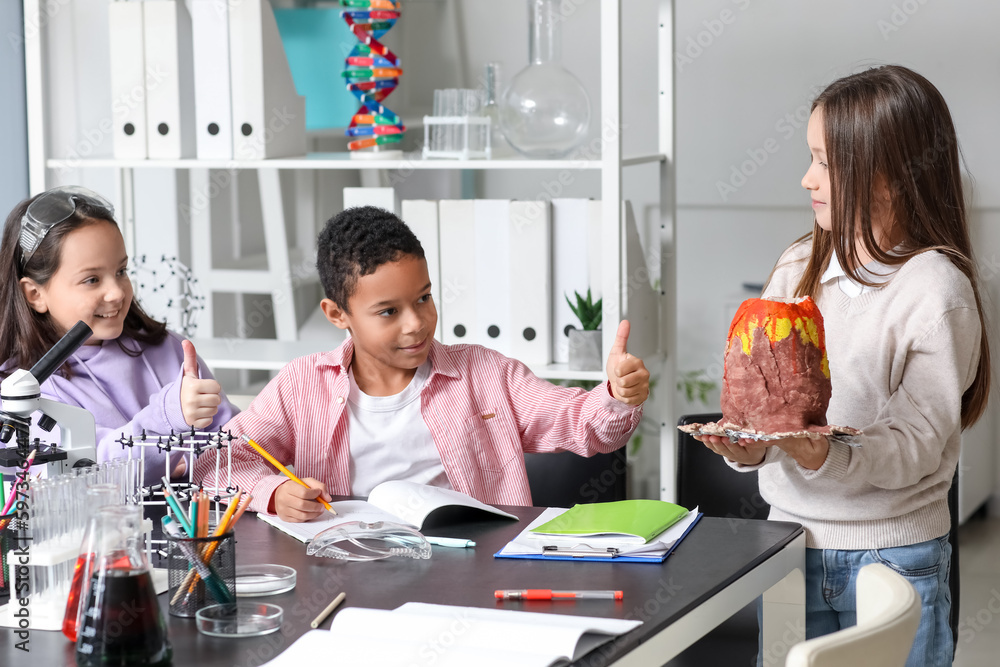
[
  {"left": 509, "top": 200, "right": 551, "bottom": 365},
  {"left": 619, "top": 200, "right": 658, "bottom": 361},
  {"left": 473, "top": 200, "right": 512, "bottom": 356},
  {"left": 191, "top": 0, "right": 234, "bottom": 160},
  {"left": 587, "top": 199, "right": 603, "bottom": 300},
  {"left": 438, "top": 200, "right": 477, "bottom": 346},
  {"left": 229, "top": 0, "right": 307, "bottom": 160},
  {"left": 343, "top": 187, "right": 399, "bottom": 215},
  {"left": 550, "top": 198, "right": 592, "bottom": 363},
  {"left": 400, "top": 200, "right": 443, "bottom": 342},
  {"left": 108, "top": 1, "right": 148, "bottom": 159},
  {"left": 143, "top": 0, "right": 197, "bottom": 159}
]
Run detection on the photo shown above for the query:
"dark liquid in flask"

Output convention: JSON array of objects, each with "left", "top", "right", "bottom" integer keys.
[
  {"left": 65, "top": 552, "right": 132, "bottom": 642},
  {"left": 76, "top": 569, "right": 172, "bottom": 667}
]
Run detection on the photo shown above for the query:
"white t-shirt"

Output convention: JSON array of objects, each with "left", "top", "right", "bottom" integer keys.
[{"left": 347, "top": 361, "right": 451, "bottom": 496}]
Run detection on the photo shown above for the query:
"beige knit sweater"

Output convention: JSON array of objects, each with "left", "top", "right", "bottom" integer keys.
[{"left": 736, "top": 240, "right": 981, "bottom": 549}]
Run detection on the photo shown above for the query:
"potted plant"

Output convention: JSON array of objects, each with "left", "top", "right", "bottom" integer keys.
[{"left": 565, "top": 289, "right": 602, "bottom": 371}]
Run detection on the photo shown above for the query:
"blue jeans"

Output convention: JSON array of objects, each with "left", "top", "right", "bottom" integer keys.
[
  {"left": 757, "top": 537, "right": 953, "bottom": 667},
  {"left": 805, "top": 538, "right": 953, "bottom": 666}
]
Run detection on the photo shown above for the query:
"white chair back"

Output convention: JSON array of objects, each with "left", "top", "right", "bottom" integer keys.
[{"left": 786, "top": 562, "right": 921, "bottom": 667}]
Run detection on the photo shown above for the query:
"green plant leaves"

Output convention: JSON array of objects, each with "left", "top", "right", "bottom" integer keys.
[{"left": 564, "top": 288, "right": 602, "bottom": 331}]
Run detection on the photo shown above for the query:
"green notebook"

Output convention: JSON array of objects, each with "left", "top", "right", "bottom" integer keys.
[{"left": 529, "top": 500, "right": 689, "bottom": 545}]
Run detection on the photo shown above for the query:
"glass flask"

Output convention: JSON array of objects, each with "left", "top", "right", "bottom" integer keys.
[
  {"left": 499, "top": 0, "right": 591, "bottom": 158},
  {"left": 62, "top": 484, "right": 123, "bottom": 642},
  {"left": 76, "top": 505, "right": 171, "bottom": 667}
]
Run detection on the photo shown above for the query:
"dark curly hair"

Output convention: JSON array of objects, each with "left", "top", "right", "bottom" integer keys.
[{"left": 316, "top": 206, "right": 425, "bottom": 313}]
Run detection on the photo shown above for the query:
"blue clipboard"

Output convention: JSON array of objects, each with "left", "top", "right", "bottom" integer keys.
[{"left": 493, "top": 513, "right": 703, "bottom": 564}]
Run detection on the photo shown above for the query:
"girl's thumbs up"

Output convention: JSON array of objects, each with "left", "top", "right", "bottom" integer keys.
[{"left": 182, "top": 339, "right": 200, "bottom": 378}]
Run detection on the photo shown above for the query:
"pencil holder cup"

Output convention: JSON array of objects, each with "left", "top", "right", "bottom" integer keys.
[{"left": 164, "top": 522, "right": 237, "bottom": 618}]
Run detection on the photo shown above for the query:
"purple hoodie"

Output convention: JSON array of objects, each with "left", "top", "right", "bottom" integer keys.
[{"left": 32, "top": 330, "right": 239, "bottom": 477}]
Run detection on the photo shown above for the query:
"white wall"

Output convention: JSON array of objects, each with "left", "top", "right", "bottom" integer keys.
[
  {"left": 0, "top": 1, "right": 28, "bottom": 211},
  {"left": 29, "top": 0, "right": 1000, "bottom": 504}
]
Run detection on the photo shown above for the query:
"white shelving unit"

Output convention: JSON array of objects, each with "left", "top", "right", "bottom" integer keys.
[{"left": 23, "top": 0, "right": 679, "bottom": 501}]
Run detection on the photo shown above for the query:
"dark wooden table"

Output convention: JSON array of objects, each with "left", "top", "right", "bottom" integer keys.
[{"left": 0, "top": 507, "right": 804, "bottom": 666}]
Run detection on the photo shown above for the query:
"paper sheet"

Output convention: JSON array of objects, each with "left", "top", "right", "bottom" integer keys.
[
  {"left": 261, "top": 603, "right": 641, "bottom": 667},
  {"left": 496, "top": 506, "right": 701, "bottom": 559}
]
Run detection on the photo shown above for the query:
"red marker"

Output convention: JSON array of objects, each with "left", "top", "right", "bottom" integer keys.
[{"left": 495, "top": 589, "right": 623, "bottom": 601}]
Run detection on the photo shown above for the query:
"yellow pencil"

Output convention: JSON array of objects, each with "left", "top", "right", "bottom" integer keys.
[
  {"left": 175, "top": 493, "right": 254, "bottom": 603},
  {"left": 212, "top": 491, "right": 242, "bottom": 537},
  {"left": 240, "top": 435, "right": 336, "bottom": 514}
]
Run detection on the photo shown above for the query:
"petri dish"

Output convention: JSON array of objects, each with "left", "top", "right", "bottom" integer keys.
[
  {"left": 234, "top": 564, "right": 297, "bottom": 597},
  {"left": 196, "top": 602, "right": 283, "bottom": 638}
]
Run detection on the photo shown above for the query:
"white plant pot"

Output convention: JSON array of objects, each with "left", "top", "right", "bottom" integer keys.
[{"left": 567, "top": 329, "right": 602, "bottom": 371}]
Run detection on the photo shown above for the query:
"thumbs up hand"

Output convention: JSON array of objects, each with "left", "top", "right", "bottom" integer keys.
[
  {"left": 180, "top": 339, "right": 222, "bottom": 429},
  {"left": 605, "top": 320, "right": 650, "bottom": 406}
]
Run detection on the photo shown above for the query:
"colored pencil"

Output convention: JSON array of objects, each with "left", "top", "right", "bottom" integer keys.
[
  {"left": 174, "top": 493, "right": 254, "bottom": 602},
  {"left": 0, "top": 449, "right": 36, "bottom": 515},
  {"left": 161, "top": 477, "right": 194, "bottom": 537}
]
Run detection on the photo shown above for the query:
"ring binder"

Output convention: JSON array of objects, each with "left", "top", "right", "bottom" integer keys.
[{"left": 541, "top": 546, "right": 619, "bottom": 558}]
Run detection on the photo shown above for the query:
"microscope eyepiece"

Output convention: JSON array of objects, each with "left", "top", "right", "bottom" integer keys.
[{"left": 29, "top": 321, "right": 93, "bottom": 384}]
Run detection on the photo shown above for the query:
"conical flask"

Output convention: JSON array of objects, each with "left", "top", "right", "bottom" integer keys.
[
  {"left": 62, "top": 484, "right": 122, "bottom": 642},
  {"left": 75, "top": 505, "right": 171, "bottom": 667}
]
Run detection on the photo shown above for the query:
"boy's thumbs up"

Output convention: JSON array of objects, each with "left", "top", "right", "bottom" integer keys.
[
  {"left": 605, "top": 320, "right": 649, "bottom": 406},
  {"left": 610, "top": 319, "right": 630, "bottom": 358},
  {"left": 182, "top": 339, "right": 200, "bottom": 378}
]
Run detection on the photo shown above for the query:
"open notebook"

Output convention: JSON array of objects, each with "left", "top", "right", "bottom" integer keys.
[
  {"left": 262, "top": 602, "right": 642, "bottom": 667},
  {"left": 258, "top": 480, "right": 518, "bottom": 543}
]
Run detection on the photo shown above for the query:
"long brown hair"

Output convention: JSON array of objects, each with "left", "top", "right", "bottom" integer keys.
[
  {"left": 0, "top": 193, "right": 168, "bottom": 378},
  {"left": 788, "top": 65, "right": 990, "bottom": 429}
]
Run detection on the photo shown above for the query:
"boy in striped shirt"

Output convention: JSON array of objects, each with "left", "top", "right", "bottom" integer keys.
[{"left": 195, "top": 206, "right": 650, "bottom": 521}]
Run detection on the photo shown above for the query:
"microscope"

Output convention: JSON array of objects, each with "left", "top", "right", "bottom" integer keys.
[{"left": 0, "top": 320, "right": 97, "bottom": 474}]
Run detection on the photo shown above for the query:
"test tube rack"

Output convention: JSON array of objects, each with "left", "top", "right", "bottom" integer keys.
[
  {"left": 0, "top": 429, "right": 237, "bottom": 631},
  {"left": 0, "top": 459, "right": 138, "bottom": 631},
  {"left": 422, "top": 115, "right": 493, "bottom": 160}
]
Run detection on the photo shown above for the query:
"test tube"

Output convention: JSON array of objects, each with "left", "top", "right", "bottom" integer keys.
[
  {"left": 34, "top": 480, "right": 49, "bottom": 546},
  {"left": 444, "top": 89, "right": 458, "bottom": 153},
  {"left": 63, "top": 483, "right": 123, "bottom": 641},
  {"left": 432, "top": 89, "right": 443, "bottom": 152},
  {"left": 51, "top": 479, "right": 67, "bottom": 546}
]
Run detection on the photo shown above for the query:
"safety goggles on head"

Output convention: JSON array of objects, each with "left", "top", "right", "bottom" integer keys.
[{"left": 20, "top": 186, "right": 115, "bottom": 268}]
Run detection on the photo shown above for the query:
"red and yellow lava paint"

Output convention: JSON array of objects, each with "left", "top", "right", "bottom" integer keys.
[{"left": 726, "top": 297, "right": 830, "bottom": 378}]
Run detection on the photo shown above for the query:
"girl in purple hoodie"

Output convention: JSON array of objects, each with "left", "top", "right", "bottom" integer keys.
[{"left": 0, "top": 186, "right": 238, "bottom": 476}]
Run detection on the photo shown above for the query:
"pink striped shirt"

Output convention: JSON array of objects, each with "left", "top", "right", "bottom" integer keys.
[{"left": 194, "top": 338, "right": 642, "bottom": 513}]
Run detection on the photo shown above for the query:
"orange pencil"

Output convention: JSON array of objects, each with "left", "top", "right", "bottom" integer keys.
[
  {"left": 199, "top": 490, "right": 209, "bottom": 537},
  {"left": 175, "top": 493, "right": 254, "bottom": 603},
  {"left": 212, "top": 491, "right": 242, "bottom": 537},
  {"left": 240, "top": 435, "right": 336, "bottom": 514}
]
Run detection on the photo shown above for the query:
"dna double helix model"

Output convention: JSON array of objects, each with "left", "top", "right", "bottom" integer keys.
[{"left": 340, "top": 0, "right": 405, "bottom": 153}]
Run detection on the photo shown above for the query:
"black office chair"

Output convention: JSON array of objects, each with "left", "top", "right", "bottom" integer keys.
[
  {"left": 671, "top": 413, "right": 765, "bottom": 666},
  {"left": 948, "top": 464, "right": 960, "bottom": 653},
  {"left": 523, "top": 448, "right": 627, "bottom": 507},
  {"left": 676, "top": 413, "right": 961, "bottom": 654},
  {"left": 677, "top": 413, "right": 770, "bottom": 522}
]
